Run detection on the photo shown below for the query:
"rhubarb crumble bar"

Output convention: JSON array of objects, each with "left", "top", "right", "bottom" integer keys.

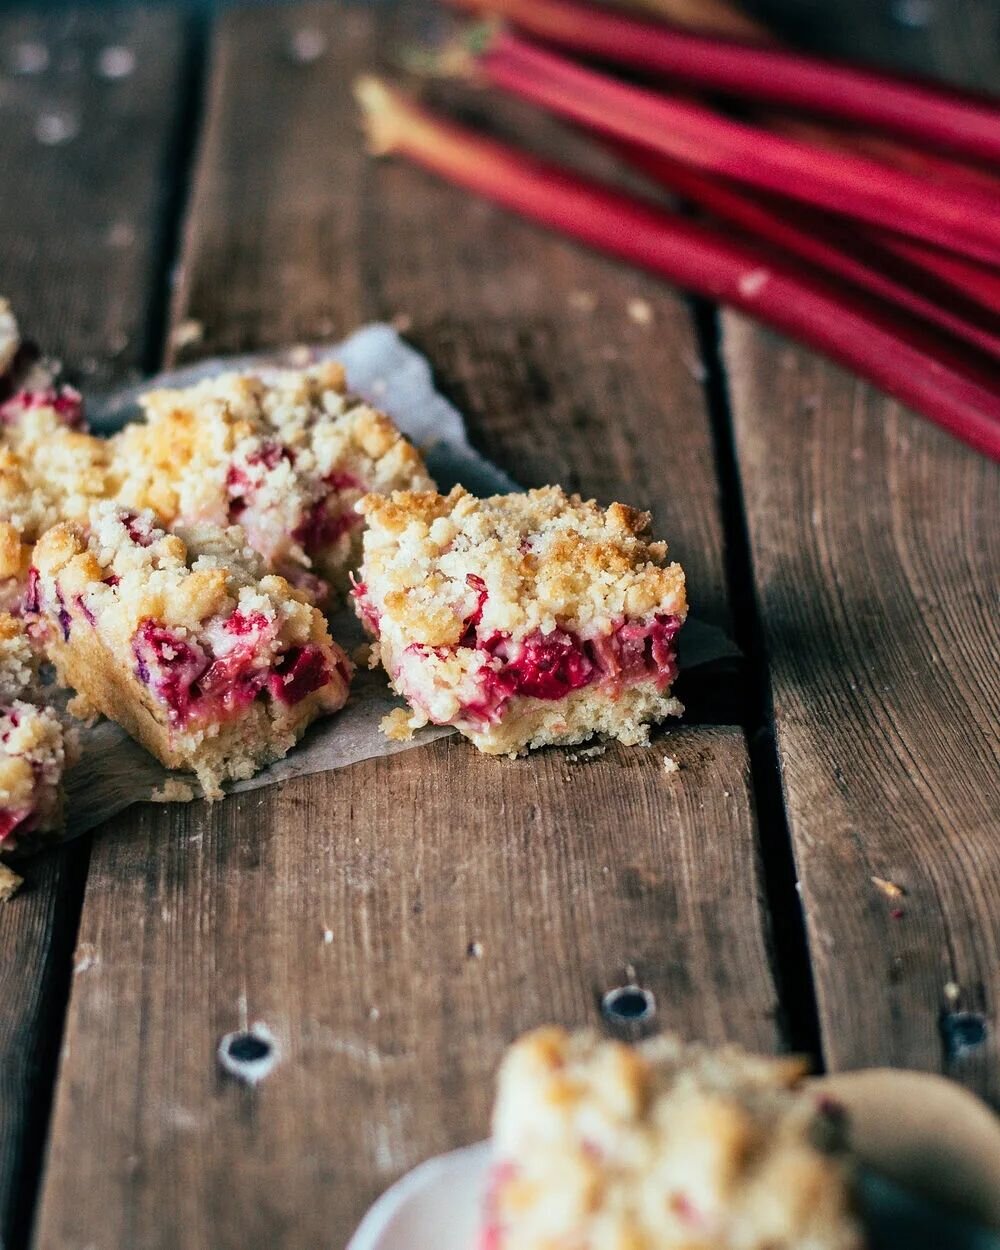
[
  {"left": 482, "top": 1027, "right": 865, "bottom": 1250},
  {"left": 32, "top": 503, "right": 352, "bottom": 797},
  {"left": 353, "top": 485, "right": 687, "bottom": 754},
  {"left": 109, "top": 363, "right": 434, "bottom": 602},
  {"left": 0, "top": 300, "right": 112, "bottom": 610},
  {"left": 0, "top": 612, "right": 71, "bottom": 851}
]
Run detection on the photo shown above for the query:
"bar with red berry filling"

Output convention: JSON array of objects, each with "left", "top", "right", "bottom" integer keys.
[
  {"left": 0, "top": 611, "right": 72, "bottom": 853},
  {"left": 482, "top": 1027, "right": 865, "bottom": 1250},
  {"left": 32, "top": 503, "right": 352, "bottom": 797},
  {"left": 353, "top": 485, "right": 687, "bottom": 755},
  {"left": 109, "top": 363, "right": 434, "bottom": 603}
]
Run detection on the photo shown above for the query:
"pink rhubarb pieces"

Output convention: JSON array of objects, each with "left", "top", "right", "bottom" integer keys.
[
  {"left": 353, "top": 485, "right": 687, "bottom": 755},
  {"left": 481, "top": 1027, "right": 865, "bottom": 1250},
  {"left": 32, "top": 503, "right": 352, "bottom": 798}
]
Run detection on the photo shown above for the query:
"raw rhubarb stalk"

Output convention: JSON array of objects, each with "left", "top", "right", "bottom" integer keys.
[
  {"left": 766, "top": 116, "right": 1000, "bottom": 202},
  {"left": 865, "top": 232, "right": 1000, "bottom": 318},
  {"left": 475, "top": 33, "right": 1000, "bottom": 266},
  {"left": 601, "top": 0, "right": 769, "bottom": 43},
  {"left": 618, "top": 144, "right": 1000, "bottom": 364},
  {"left": 450, "top": 0, "right": 1000, "bottom": 164},
  {"left": 355, "top": 78, "right": 1000, "bottom": 461}
]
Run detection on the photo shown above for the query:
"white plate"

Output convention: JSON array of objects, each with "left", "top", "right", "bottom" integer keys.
[
  {"left": 347, "top": 1141, "right": 491, "bottom": 1250},
  {"left": 347, "top": 1140, "right": 1000, "bottom": 1250}
]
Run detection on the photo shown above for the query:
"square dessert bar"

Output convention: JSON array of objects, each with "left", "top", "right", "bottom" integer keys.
[
  {"left": 110, "top": 363, "right": 435, "bottom": 603},
  {"left": 353, "top": 485, "right": 687, "bottom": 755},
  {"left": 32, "top": 503, "right": 352, "bottom": 797},
  {"left": 0, "top": 612, "right": 71, "bottom": 852},
  {"left": 0, "top": 301, "right": 112, "bottom": 611},
  {"left": 482, "top": 1028, "right": 864, "bottom": 1250}
]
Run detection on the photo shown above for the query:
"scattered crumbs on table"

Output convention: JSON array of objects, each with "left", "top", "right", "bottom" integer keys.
[
  {"left": 567, "top": 743, "right": 607, "bottom": 763},
  {"left": 368, "top": 1006, "right": 380, "bottom": 1022},
  {"left": 627, "top": 297, "right": 653, "bottom": 326},
  {"left": 170, "top": 318, "right": 204, "bottom": 352},
  {"left": 287, "top": 27, "right": 328, "bottom": 65},
  {"left": 890, "top": 908, "right": 906, "bottom": 920},
  {"left": 467, "top": 940, "right": 484, "bottom": 959},
  {"left": 73, "top": 943, "right": 100, "bottom": 974},
  {"left": 96, "top": 45, "right": 137, "bottom": 80},
  {"left": 567, "top": 289, "right": 597, "bottom": 314},
  {"left": 322, "top": 928, "right": 334, "bottom": 945},
  {"left": 871, "top": 875, "right": 905, "bottom": 899},
  {"left": 150, "top": 778, "right": 196, "bottom": 804},
  {"left": 0, "top": 863, "right": 24, "bottom": 902},
  {"left": 662, "top": 754, "right": 679, "bottom": 774},
  {"left": 35, "top": 109, "right": 80, "bottom": 147},
  {"left": 943, "top": 980, "right": 961, "bottom": 1004}
]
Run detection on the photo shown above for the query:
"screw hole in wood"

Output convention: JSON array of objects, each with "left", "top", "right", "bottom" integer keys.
[
  {"left": 601, "top": 984, "right": 656, "bottom": 1026},
  {"left": 218, "top": 1023, "right": 279, "bottom": 1085},
  {"left": 940, "top": 1011, "right": 988, "bottom": 1061}
]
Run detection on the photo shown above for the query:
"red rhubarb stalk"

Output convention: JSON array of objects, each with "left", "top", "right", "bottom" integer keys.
[
  {"left": 354, "top": 78, "right": 1000, "bottom": 461},
  {"left": 865, "top": 232, "right": 1000, "bottom": 317},
  {"left": 475, "top": 33, "right": 1000, "bottom": 267},
  {"left": 617, "top": 145, "right": 1000, "bottom": 365},
  {"left": 601, "top": 0, "right": 770, "bottom": 43},
  {"left": 766, "top": 116, "right": 1000, "bottom": 202},
  {"left": 450, "top": 0, "right": 1000, "bottom": 164}
]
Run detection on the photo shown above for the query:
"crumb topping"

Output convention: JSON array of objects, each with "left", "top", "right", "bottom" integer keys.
[
  {"left": 358, "top": 485, "right": 686, "bottom": 645},
  {"left": 110, "top": 363, "right": 434, "bottom": 596}
]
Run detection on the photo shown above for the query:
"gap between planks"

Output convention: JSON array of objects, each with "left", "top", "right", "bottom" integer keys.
[{"left": 25, "top": 4, "right": 802, "bottom": 1248}]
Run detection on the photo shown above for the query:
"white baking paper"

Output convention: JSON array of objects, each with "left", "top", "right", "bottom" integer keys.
[{"left": 49, "top": 325, "right": 737, "bottom": 839}]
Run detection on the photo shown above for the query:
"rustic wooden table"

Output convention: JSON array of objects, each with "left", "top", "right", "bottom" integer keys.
[{"left": 0, "top": 1, "right": 997, "bottom": 1246}]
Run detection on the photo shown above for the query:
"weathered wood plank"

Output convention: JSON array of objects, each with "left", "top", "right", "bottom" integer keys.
[
  {"left": 0, "top": 7, "right": 191, "bottom": 1246},
  {"left": 33, "top": 4, "right": 782, "bottom": 1246},
  {"left": 721, "top": 3, "right": 1000, "bottom": 1101}
]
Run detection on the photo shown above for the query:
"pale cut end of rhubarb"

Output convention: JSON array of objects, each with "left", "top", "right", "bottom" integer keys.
[{"left": 355, "top": 75, "right": 409, "bottom": 156}]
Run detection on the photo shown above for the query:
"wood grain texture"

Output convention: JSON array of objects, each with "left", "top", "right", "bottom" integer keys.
[
  {"left": 0, "top": 9, "right": 189, "bottom": 1245},
  {"left": 721, "top": 3, "right": 1000, "bottom": 1101},
  {"left": 32, "top": 4, "right": 781, "bottom": 1247}
]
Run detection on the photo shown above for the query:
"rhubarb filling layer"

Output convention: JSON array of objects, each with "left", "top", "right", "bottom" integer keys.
[
  {"left": 129, "top": 610, "right": 341, "bottom": 732},
  {"left": 355, "top": 580, "right": 681, "bottom": 729}
]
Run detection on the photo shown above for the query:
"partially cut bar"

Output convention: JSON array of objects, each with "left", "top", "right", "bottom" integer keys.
[
  {"left": 354, "top": 485, "right": 687, "bottom": 755},
  {"left": 0, "top": 612, "right": 71, "bottom": 852},
  {"left": 110, "top": 363, "right": 435, "bottom": 603},
  {"left": 483, "top": 1027, "right": 865, "bottom": 1250},
  {"left": 32, "top": 503, "right": 352, "bottom": 797}
]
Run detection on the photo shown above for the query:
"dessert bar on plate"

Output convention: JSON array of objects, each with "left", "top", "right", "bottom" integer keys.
[
  {"left": 353, "top": 485, "right": 687, "bottom": 755},
  {"left": 110, "top": 363, "right": 435, "bottom": 602},
  {"left": 482, "top": 1027, "right": 864, "bottom": 1250},
  {"left": 32, "top": 503, "right": 352, "bottom": 797},
  {"left": 0, "top": 612, "right": 72, "bottom": 852}
]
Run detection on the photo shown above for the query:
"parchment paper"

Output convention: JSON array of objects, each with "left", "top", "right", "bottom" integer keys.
[{"left": 50, "top": 325, "right": 736, "bottom": 839}]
